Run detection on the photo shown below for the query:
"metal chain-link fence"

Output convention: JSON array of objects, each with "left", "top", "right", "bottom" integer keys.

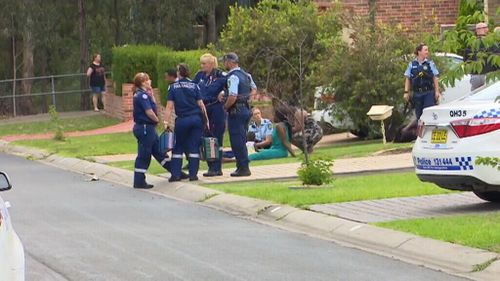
[{"left": 0, "top": 73, "right": 94, "bottom": 117}]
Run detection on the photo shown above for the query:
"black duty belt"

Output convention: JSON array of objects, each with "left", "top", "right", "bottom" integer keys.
[{"left": 413, "top": 87, "right": 433, "bottom": 93}]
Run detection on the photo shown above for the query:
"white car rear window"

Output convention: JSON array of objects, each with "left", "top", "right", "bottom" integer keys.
[{"left": 466, "top": 82, "right": 500, "bottom": 101}]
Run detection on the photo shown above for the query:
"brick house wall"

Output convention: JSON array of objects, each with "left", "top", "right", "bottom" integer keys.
[{"left": 316, "top": 0, "right": 459, "bottom": 32}]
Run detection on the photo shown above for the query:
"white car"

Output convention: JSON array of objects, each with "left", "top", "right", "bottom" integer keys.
[
  {"left": 412, "top": 81, "right": 500, "bottom": 202},
  {"left": 0, "top": 172, "right": 25, "bottom": 281}
]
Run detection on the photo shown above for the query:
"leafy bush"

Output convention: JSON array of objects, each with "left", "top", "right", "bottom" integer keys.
[
  {"left": 316, "top": 17, "right": 417, "bottom": 139},
  {"left": 156, "top": 49, "right": 217, "bottom": 105},
  {"left": 219, "top": 0, "right": 342, "bottom": 105},
  {"left": 297, "top": 159, "right": 334, "bottom": 186},
  {"left": 112, "top": 45, "right": 171, "bottom": 95}
]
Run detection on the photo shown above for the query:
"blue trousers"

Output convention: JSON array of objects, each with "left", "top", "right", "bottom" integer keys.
[
  {"left": 413, "top": 91, "right": 435, "bottom": 120},
  {"left": 133, "top": 124, "right": 171, "bottom": 186},
  {"left": 204, "top": 102, "right": 225, "bottom": 172},
  {"left": 227, "top": 107, "right": 251, "bottom": 169},
  {"left": 171, "top": 115, "right": 203, "bottom": 179}
]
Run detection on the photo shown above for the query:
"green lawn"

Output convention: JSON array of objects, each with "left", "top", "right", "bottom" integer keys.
[
  {"left": 376, "top": 213, "right": 500, "bottom": 253},
  {"left": 201, "top": 172, "right": 452, "bottom": 208},
  {"left": 0, "top": 115, "right": 120, "bottom": 137},
  {"left": 14, "top": 133, "right": 136, "bottom": 158}
]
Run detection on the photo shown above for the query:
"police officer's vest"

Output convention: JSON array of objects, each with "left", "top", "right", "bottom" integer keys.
[
  {"left": 229, "top": 69, "right": 252, "bottom": 103},
  {"left": 410, "top": 60, "right": 434, "bottom": 92}
]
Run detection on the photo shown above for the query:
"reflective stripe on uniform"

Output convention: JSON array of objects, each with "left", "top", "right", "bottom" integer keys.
[
  {"left": 172, "top": 154, "right": 183, "bottom": 159},
  {"left": 134, "top": 168, "right": 147, "bottom": 173},
  {"left": 160, "top": 158, "right": 171, "bottom": 166},
  {"left": 188, "top": 153, "right": 200, "bottom": 158}
]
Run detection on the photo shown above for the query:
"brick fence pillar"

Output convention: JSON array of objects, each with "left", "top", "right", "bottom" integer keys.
[{"left": 122, "top": 83, "right": 134, "bottom": 121}]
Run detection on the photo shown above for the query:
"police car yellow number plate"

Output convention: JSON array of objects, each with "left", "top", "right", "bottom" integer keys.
[{"left": 431, "top": 130, "right": 447, "bottom": 143}]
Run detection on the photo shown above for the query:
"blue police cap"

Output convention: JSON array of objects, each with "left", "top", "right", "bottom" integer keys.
[{"left": 222, "top": 52, "right": 239, "bottom": 63}]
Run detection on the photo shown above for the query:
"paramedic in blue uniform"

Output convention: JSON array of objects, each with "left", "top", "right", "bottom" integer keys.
[
  {"left": 248, "top": 107, "right": 273, "bottom": 150},
  {"left": 164, "top": 64, "right": 209, "bottom": 182},
  {"left": 404, "top": 43, "right": 440, "bottom": 120},
  {"left": 193, "top": 53, "right": 227, "bottom": 177},
  {"left": 222, "top": 52, "right": 253, "bottom": 177},
  {"left": 132, "top": 72, "right": 183, "bottom": 189}
]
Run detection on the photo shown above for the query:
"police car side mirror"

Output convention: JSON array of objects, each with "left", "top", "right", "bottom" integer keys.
[{"left": 0, "top": 172, "right": 12, "bottom": 192}]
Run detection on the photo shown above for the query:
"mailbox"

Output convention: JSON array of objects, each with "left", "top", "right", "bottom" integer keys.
[
  {"left": 366, "top": 105, "right": 394, "bottom": 145},
  {"left": 367, "top": 105, "right": 394, "bottom": 121}
]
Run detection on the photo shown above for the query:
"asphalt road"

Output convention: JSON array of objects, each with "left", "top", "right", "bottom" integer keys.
[{"left": 0, "top": 152, "right": 467, "bottom": 281}]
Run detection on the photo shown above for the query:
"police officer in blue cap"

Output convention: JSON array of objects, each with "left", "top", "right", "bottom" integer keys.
[
  {"left": 193, "top": 53, "right": 227, "bottom": 177},
  {"left": 131, "top": 72, "right": 187, "bottom": 189},
  {"left": 164, "top": 64, "right": 209, "bottom": 182},
  {"left": 223, "top": 52, "right": 253, "bottom": 177},
  {"left": 404, "top": 43, "right": 440, "bottom": 120}
]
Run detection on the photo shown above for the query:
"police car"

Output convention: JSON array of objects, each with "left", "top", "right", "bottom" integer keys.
[
  {"left": 412, "top": 81, "right": 500, "bottom": 202},
  {"left": 0, "top": 172, "right": 25, "bottom": 281}
]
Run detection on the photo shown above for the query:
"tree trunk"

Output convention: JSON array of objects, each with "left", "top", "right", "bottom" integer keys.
[
  {"left": 78, "top": 0, "right": 90, "bottom": 110},
  {"left": 207, "top": 6, "right": 217, "bottom": 44},
  {"left": 113, "top": 0, "right": 121, "bottom": 45},
  {"left": 20, "top": 3, "right": 36, "bottom": 115}
]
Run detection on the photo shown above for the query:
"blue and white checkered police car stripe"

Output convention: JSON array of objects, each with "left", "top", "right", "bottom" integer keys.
[
  {"left": 455, "top": 156, "right": 474, "bottom": 170},
  {"left": 473, "top": 108, "right": 500, "bottom": 119}
]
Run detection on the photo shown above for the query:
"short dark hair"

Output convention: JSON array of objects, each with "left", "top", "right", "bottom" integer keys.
[
  {"left": 165, "top": 68, "right": 177, "bottom": 78},
  {"left": 177, "top": 63, "right": 190, "bottom": 78}
]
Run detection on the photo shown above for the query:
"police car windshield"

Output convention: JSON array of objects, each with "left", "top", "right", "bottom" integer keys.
[{"left": 465, "top": 82, "right": 499, "bottom": 101}]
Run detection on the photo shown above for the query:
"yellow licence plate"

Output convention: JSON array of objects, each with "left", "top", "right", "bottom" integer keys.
[{"left": 431, "top": 130, "right": 448, "bottom": 143}]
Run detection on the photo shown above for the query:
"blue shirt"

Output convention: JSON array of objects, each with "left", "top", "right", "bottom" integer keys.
[
  {"left": 404, "top": 58, "right": 439, "bottom": 78},
  {"left": 227, "top": 67, "right": 257, "bottom": 97},
  {"left": 248, "top": 119, "right": 273, "bottom": 142},
  {"left": 167, "top": 78, "right": 202, "bottom": 118},
  {"left": 193, "top": 70, "right": 227, "bottom": 103},
  {"left": 133, "top": 88, "right": 158, "bottom": 124}
]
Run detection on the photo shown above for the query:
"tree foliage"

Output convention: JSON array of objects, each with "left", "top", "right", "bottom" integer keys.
[
  {"left": 441, "top": 3, "right": 499, "bottom": 87},
  {"left": 219, "top": 0, "right": 343, "bottom": 105},
  {"left": 316, "top": 17, "right": 416, "bottom": 139}
]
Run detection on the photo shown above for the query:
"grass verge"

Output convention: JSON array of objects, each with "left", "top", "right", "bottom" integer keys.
[
  {"left": 376, "top": 213, "right": 500, "bottom": 254},
  {"left": 0, "top": 115, "right": 120, "bottom": 137},
  {"left": 200, "top": 172, "right": 451, "bottom": 208}
]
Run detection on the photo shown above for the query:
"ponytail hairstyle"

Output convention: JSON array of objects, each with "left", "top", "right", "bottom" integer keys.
[
  {"left": 132, "top": 72, "right": 149, "bottom": 93},
  {"left": 200, "top": 53, "right": 218, "bottom": 69},
  {"left": 414, "top": 42, "right": 427, "bottom": 56},
  {"left": 177, "top": 63, "right": 190, "bottom": 78}
]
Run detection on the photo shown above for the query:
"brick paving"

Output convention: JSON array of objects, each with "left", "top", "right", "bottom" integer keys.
[{"left": 310, "top": 193, "right": 500, "bottom": 223}]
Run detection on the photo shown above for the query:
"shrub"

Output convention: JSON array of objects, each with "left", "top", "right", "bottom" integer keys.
[
  {"left": 48, "top": 105, "right": 64, "bottom": 141},
  {"left": 112, "top": 45, "right": 171, "bottom": 95},
  {"left": 297, "top": 159, "right": 334, "bottom": 186},
  {"left": 156, "top": 49, "right": 217, "bottom": 105}
]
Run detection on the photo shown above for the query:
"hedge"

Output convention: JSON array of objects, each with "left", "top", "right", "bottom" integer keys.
[
  {"left": 156, "top": 49, "right": 220, "bottom": 105},
  {"left": 112, "top": 45, "right": 171, "bottom": 95}
]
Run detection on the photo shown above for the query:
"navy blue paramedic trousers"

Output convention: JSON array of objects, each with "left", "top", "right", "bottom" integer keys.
[
  {"left": 133, "top": 124, "right": 172, "bottom": 186},
  {"left": 171, "top": 115, "right": 203, "bottom": 179}
]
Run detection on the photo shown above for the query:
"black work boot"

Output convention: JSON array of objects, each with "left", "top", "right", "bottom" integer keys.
[
  {"left": 134, "top": 183, "right": 154, "bottom": 189},
  {"left": 180, "top": 171, "right": 189, "bottom": 180},
  {"left": 230, "top": 166, "right": 251, "bottom": 177},
  {"left": 203, "top": 170, "right": 223, "bottom": 177}
]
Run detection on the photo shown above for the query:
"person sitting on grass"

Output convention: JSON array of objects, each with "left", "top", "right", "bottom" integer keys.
[{"left": 248, "top": 107, "right": 296, "bottom": 161}]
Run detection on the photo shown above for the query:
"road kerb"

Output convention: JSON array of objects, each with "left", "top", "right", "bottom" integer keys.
[{"left": 2, "top": 142, "right": 499, "bottom": 280}]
